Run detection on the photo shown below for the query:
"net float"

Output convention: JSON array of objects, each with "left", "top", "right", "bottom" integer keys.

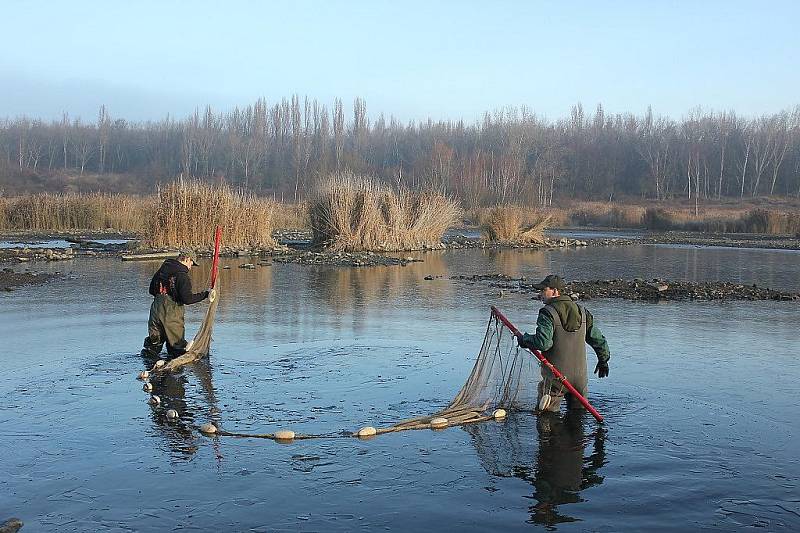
[
  {"left": 357, "top": 426, "right": 377, "bottom": 438},
  {"left": 538, "top": 394, "right": 551, "bottom": 411},
  {"left": 274, "top": 430, "right": 295, "bottom": 441},
  {"left": 430, "top": 417, "right": 448, "bottom": 429},
  {"left": 199, "top": 423, "right": 217, "bottom": 434}
]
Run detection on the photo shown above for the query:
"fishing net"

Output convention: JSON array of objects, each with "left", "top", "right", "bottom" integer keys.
[
  {"left": 363, "top": 308, "right": 541, "bottom": 436},
  {"left": 152, "top": 289, "right": 220, "bottom": 374},
  {"left": 205, "top": 307, "right": 543, "bottom": 440}
]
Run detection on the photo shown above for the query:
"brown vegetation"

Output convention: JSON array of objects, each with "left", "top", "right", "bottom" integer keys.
[
  {"left": 309, "top": 173, "right": 462, "bottom": 251},
  {"left": 568, "top": 202, "right": 646, "bottom": 228},
  {"left": 479, "top": 206, "right": 553, "bottom": 244},
  {"left": 0, "top": 193, "right": 150, "bottom": 232},
  {"left": 147, "top": 179, "right": 276, "bottom": 249},
  {"left": 641, "top": 206, "right": 800, "bottom": 234},
  {"left": 272, "top": 202, "right": 310, "bottom": 230}
]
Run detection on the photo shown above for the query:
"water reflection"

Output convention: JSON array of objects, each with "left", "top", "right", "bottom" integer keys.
[
  {"left": 139, "top": 352, "right": 220, "bottom": 459},
  {"left": 466, "top": 411, "right": 606, "bottom": 528},
  {"left": 476, "top": 247, "right": 549, "bottom": 278},
  {"left": 309, "top": 252, "right": 452, "bottom": 312}
]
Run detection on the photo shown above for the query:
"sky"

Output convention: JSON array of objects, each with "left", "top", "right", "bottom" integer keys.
[{"left": 1, "top": 0, "right": 798, "bottom": 124}]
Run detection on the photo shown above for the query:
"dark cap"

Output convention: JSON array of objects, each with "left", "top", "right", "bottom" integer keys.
[
  {"left": 532, "top": 274, "right": 565, "bottom": 291},
  {"left": 177, "top": 250, "right": 199, "bottom": 266}
]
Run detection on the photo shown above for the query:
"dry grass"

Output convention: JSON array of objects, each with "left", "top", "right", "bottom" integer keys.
[
  {"left": 568, "top": 202, "right": 644, "bottom": 228},
  {"left": 735, "top": 208, "right": 799, "bottom": 234},
  {"left": 272, "top": 202, "right": 310, "bottom": 230},
  {"left": 641, "top": 206, "right": 800, "bottom": 234},
  {"left": 309, "top": 173, "right": 462, "bottom": 251},
  {"left": 0, "top": 193, "right": 151, "bottom": 232},
  {"left": 480, "top": 206, "right": 552, "bottom": 244},
  {"left": 148, "top": 178, "right": 276, "bottom": 249}
]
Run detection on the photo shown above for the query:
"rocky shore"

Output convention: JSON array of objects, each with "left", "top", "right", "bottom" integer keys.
[
  {"left": 642, "top": 231, "right": 800, "bottom": 250},
  {"left": 1, "top": 267, "right": 58, "bottom": 291},
  {"left": 451, "top": 274, "right": 800, "bottom": 302}
]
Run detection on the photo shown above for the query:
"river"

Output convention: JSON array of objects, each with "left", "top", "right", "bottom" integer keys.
[{"left": 2, "top": 242, "right": 798, "bottom": 531}]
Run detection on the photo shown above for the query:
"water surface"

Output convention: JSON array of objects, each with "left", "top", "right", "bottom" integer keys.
[{"left": 2, "top": 244, "right": 798, "bottom": 531}]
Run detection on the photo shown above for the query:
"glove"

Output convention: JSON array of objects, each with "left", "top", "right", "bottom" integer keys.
[
  {"left": 594, "top": 360, "right": 609, "bottom": 378},
  {"left": 517, "top": 333, "right": 532, "bottom": 350},
  {"left": 208, "top": 288, "right": 217, "bottom": 303}
]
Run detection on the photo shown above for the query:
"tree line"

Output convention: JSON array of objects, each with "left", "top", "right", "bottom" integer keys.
[{"left": 1, "top": 97, "right": 799, "bottom": 205}]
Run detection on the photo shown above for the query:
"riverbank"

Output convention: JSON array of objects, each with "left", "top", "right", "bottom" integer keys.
[
  {"left": 451, "top": 274, "right": 800, "bottom": 301},
  {"left": 3, "top": 226, "right": 799, "bottom": 274},
  {"left": 0, "top": 267, "right": 58, "bottom": 291},
  {"left": 641, "top": 230, "right": 800, "bottom": 250}
]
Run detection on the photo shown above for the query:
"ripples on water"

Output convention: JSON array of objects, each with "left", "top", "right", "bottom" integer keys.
[{"left": 2, "top": 244, "right": 799, "bottom": 531}]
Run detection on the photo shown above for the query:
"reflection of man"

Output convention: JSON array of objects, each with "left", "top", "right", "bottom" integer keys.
[
  {"left": 464, "top": 411, "right": 606, "bottom": 527},
  {"left": 518, "top": 274, "right": 611, "bottom": 412},
  {"left": 140, "top": 351, "right": 218, "bottom": 459},
  {"left": 532, "top": 411, "right": 605, "bottom": 526}
]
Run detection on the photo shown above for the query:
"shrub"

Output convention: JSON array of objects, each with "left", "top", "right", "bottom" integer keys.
[
  {"left": 309, "top": 173, "right": 462, "bottom": 251},
  {"left": 148, "top": 178, "right": 276, "bottom": 248},
  {"left": 480, "top": 206, "right": 552, "bottom": 244}
]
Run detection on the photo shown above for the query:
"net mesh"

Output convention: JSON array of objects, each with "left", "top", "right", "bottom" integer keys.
[
  {"left": 145, "top": 304, "right": 544, "bottom": 440},
  {"left": 150, "top": 290, "right": 220, "bottom": 374},
  {"left": 360, "top": 310, "right": 541, "bottom": 436}
]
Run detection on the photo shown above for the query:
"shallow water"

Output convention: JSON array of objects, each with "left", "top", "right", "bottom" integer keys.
[{"left": 2, "top": 244, "right": 799, "bottom": 531}]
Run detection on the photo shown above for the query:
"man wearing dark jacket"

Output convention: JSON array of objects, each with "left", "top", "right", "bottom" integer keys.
[
  {"left": 518, "top": 274, "right": 611, "bottom": 412},
  {"left": 143, "top": 251, "right": 212, "bottom": 358}
]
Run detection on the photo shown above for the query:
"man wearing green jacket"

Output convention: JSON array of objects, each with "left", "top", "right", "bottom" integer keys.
[{"left": 518, "top": 274, "right": 611, "bottom": 412}]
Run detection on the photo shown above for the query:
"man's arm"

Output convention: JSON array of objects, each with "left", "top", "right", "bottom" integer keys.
[
  {"left": 519, "top": 309, "right": 554, "bottom": 352},
  {"left": 175, "top": 273, "right": 209, "bottom": 305},
  {"left": 585, "top": 309, "right": 610, "bottom": 363}
]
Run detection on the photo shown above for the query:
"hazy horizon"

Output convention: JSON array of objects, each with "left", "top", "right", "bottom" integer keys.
[{"left": 2, "top": 1, "right": 798, "bottom": 124}]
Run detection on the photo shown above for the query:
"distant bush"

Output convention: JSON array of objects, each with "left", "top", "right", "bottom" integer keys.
[
  {"left": 480, "top": 206, "right": 552, "bottom": 244},
  {"left": 0, "top": 192, "right": 150, "bottom": 232},
  {"left": 740, "top": 208, "right": 799, "bottom": 235},
  {"left": 309, "top": 173, "right": 462, "bottom": 251},
  {"left": 642, "top": 208, "right": 677, "bottom": 230},
  {"left": 148, "top": 178, "right": 276, "bottom": 249},
  {"left": 568, "top": 202, "right": 643, "bottom": 228}
]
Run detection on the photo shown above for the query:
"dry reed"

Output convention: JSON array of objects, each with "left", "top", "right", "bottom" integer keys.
[
  {"left": 148, "top": 178, "right": 276, "bottom": 249},
  {"left": 480, "top": 206, "right": 552, "bottom": 244},
  {"left": 271, "top": 202, "right": 310, "bottom": 230},
  {"left": 0, "top": 193, "right": 151, "bottom": 232},
  {"left": 309, "top": 173, "right": 462, "bottom": 251},
  {"left": 568, "top": 202, "right": 644, "bottom": 228}
]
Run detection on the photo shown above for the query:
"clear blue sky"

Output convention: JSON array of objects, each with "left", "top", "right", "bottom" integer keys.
[{"left": 1, "top": 0, "right": 797, "bottom": 123}]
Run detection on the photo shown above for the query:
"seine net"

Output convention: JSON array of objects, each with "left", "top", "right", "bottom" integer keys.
[
  {"left": 154, "top": 289, "right": 220, "bottom": 373},
  {"left": 366, "top": 308, "right": 541, "bottom": 436}
]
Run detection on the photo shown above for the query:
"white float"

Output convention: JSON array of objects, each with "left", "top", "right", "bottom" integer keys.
[
  {"left": 430, "top": 417, "right": 449, "bottom": 429},
  {"left": 274, "top": 430, "right": 295, "bottom": 441},
  {"left": 357, "top": 426, "right": 377, "bottom": 438},
  {"left": 199, "top": 423, "right": 217, "bottom": 434}
]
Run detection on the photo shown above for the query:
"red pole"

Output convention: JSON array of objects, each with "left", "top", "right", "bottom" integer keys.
[
  {"left": 490, "top": 305, "right": 604, "bottom": 423},
  {"left": 210, "top": 226, "right": 222, "bottom": 289}
]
